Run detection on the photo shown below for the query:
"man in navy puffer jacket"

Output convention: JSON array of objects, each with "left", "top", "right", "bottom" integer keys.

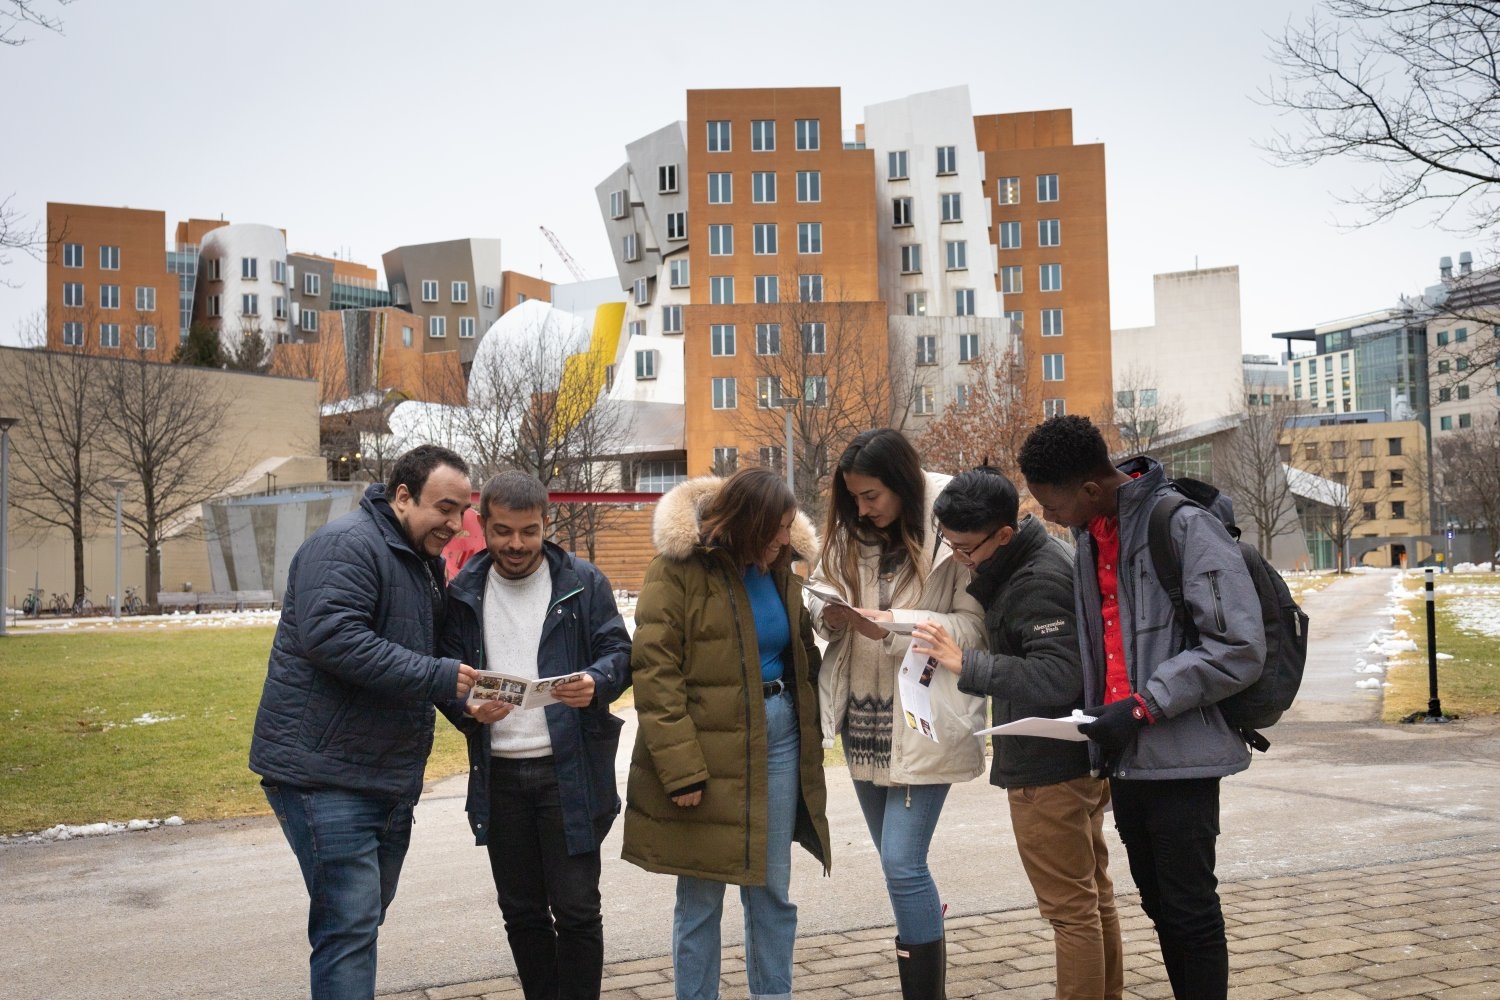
[{"left": 251, "top": 444, "right": 479, "bottom": 1000}]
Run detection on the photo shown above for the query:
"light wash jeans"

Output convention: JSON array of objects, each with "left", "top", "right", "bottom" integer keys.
[
  {"left": 263, "top": 782, "right": 416, "bottom": 1000},
  {"left": 852, "top": 779, "right": 950, "bottom": 945},
  {"left": 673, "top": 688, "right": 800, "bottom": 1000}
]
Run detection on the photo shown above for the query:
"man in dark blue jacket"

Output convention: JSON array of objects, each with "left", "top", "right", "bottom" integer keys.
[
  {"left": 441, "top": 470, "right": 631, "bottom": 1000},
  {"left": 251, "top": 444, "right": 478, "bottom": 1000}
]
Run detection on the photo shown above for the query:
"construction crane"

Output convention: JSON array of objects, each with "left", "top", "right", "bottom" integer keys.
[{"left": 539, "top": 226, "right": 589, "bottom": 282}]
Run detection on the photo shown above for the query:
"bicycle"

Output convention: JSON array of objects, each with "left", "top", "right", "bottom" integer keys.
[
  {"left": 122, "top": 587, "right": 143, "bottom": 615},
  {"left": 71, "top": 586, "right": 94, "bottom": 617},
  {"left": 21, "top": 587, "right": 43, "bottom": 618},
  {"left": 50, "top": 592, "right": 70, "bottom": 615}
]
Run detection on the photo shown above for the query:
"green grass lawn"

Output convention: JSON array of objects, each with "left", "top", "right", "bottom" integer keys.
[
  {"left": 1383, "top": 573, "right": 1500, "bottom": 722},
  {"left": 0, "top": 627, "right": 469, "bottom": 835}
]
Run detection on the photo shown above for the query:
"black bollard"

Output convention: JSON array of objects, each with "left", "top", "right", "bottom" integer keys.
[{"left": 1424, "top": 568, "right": 1448, "bottom": 722}]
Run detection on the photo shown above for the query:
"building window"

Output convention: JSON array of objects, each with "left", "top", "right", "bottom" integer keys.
[
  {"left": 802, "top": 322, "right": 826, "bottom": 355},
  {"left": 1001, "top": 265, "right": 1022, "bottom": 294},
  {"left": 1437, "top": 359, "right": 1450, "bottom": 374},
  {"left": 707, "top": 120, "right": 730, "bottom": 152},
  {"left": 628, "top": 320, "right": 645, "bottom": 339},
  {"left": 272, "top": 260, "right": 287, "bottom": 283},
  {"left": 752, "top": 171, "right": 776, "bottom": 204},
  {"left": 517, "top": 293, "right": 528, "bottom": 305},
  {"left": 666, "top": 212, "right": 686, "bottom": 241},
  {"left": 63, "top": 281, "right": 83, "bottom": 307},
  {"left": 100, "top": 284, "right": 119, "bottom": 309},
  {"left": 1391, "top": 500, "right": 1406, "bottom": 519},
  {"left": 1041, "top": 308, "right": 1064, "bottom": 336},
  {"left": 623, "top": 232, "right": 640, "bottom": 261},
  {"left": 451, "top": 281, "right": 468, "bottom": 304},
  {"left": 996, "top": 176, "right": 1020, "bottom": 204},
  {"left": 662, "top": 304, "right": 683, "bottom": 334},
  {"left": 634, "top": 276, "right": 650, "bottom": 305},
  {"left": 669, "top": 259, "right": 690, "bottom": 288},
  {"left": 708, "top": 172, "right": 732, "bottom": 204},
  {"left": 888, "top": 150, "right": 908, "bottom": 180},
  {"left": 1040, "top": 263, "right": 1062, "bottom": 291},
  {"left": 99, "top": 323, "right": 120, "bottom": 348},
  {"left": 753, "top": 223, "right": 778, "bottom": 256},
  {"left": 1438, "top": 387, "right": 1453, "bottom": 402},
  {"left": 757, "top": 375, "right": 782, "bottom": 408},
  {"left": 1440, "top": 415, "right": 1453, "bottom": 431},
  {"left": 1389, "top": 469, "right": 1405, "bottom": 488},
  {"left": 940, "top": 192, "right": 962, "bottom": 222},
  {"left": 901, "top": 244, "right": 922, "bottom": 274},
  {"left": 955, "top": 289, "right": 975, "bottom": 316},
  {"left": 755, "top": 275, "right": 779, "bottom": 303},
  {"left": 759, "top": 445, "right": 784, "bottom": 471},
  {"left": 635, "top": 349, "right": 658, "bottom": 379},
  {"left": 307, "top": 273, "right": 324, "bottom": 297},
  {"left": 1038, "top": 219, "right": 1060, "bottom": 246},
  {"left": 99, "top": 245, "right": 120, "bottom": 270},
  {"left": 241, "top": 293, "right": 259, "bottom": 316},
  {"left": 916, "top": 335, "right": 937, "bottom": 366},
  {"left": 795, "top": 118, "right": 820, "bottom": 150},
  {"left": 428, "top": 315, "right": 445, "bottom": 338},
  {"left": 1359, "top": 438, "right": 1374, "bottom": 457},
  {"left": 798, "top": 274, "right": 823, "bottom": 302},
  {"left": 402, "top": 325, "right": 413, "bottom": 347},
  {"left": 751, "top": 119, "right": 775, "bottom": 151},
  {"left": 914, "top": 384, "right": 936, "bottom": 415},
  {"left": 805, "top": 375, "right": 827, "bottom": 406},
  {"left": 710, "top": 276, "right": 734, "bottom": 304},
  {"left": 1360, "top": 469, "right": 1375, "bottom": 488},
  {"left": 756, "top": 323, "right": 781, "bottom": 355},
  {"left": 936, "top": 145, "right": 958, "bottom": 175},
  {"left": 945, "top": 240, "right": 967, "bottom": 270},
  {"left": 798, "top": 222, "right": 822, "bottom": 254},
  {"left": 710, "top": 324, "right": 736, "bottom": 357},
  {"left": 1388, "top": 437, "right": 1403, "bottom": 456},
  {"left": 1459, "top": 412, "right": 1473, "bottom": 428},
  {"left": 1458, "top": 384, "right": 1470, "bottom": 399},
  {"left": 459, "top": 316, "right": 476, "bottom": 338},
  {"left": 207, "top": 294, "right": 221, "bottom": 318},
  {"left": 62, "top": 242, "right": 83, "bottom": 268},
  {"left": 483, "top": 285, "right": 496, "bottom": 308},
  {"left": 711, "top": 376, "right": 736, "bottom": 409},
  {"left": 1042, "top": 353, "right": 1065, "bottom": 381},
  {"left": 274, "top": 296, "right": 287, "bottom": 320},
  {"left": 658, "top": 163, "right": 679, "bottom": 193},
  {"left": 709, "top": 224, "right": 733, "bottom": 256},
  {"left": 713, "top": 447, "right": 739, "bottom": 474},
  {"left": 238, "top": 257, "right": 257, "bottom": 281},
  {"left": 205, "top": 258, "right": 222, "bottom": 281},
  {"left": 610, "top": 190, "right": 627, "bottom": 219},
  {"left": 1437, "top": 331, "right": 1450, "bottom": 346},
  {"left": 1043, "top": 398, "right": 1066, "bottom": 418},
  {"left": 998, "top": 220, "right": 1021, "bottom": 249},
  {"left": 1456, "top": 326, "right": 1468, "bottom": 342},
  {"left": 1362, "top": 501, "right": 1379, "bottom": 518},
  {"left": 1037, "top": 173, "right": 1059, "bottom": 202},
  {"left": 893, "top": 197, "right": 913, "bottom": 226},
  {"left": 796, "top": 170, "right": 821, "bottom": 203},
  {"left": 958, "top": 333, "right": 979, "bottom": 362},
  {"left": 62, "top": 321, "right": 83, "bottom": 346},
  {"left": 906, "top": 291, "right": 927, "bottom": 316},
  {"left": 135, "top": 325, "right": 156, "bottom": 350},
  {"left": 954, "top": 384, "right": 970, "bottom": 410},
  {"left": 1004, "top": 309, "right": 1023, "bottom": 328}
]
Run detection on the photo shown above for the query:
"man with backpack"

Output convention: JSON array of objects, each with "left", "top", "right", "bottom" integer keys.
[{"left": 1017, "top": 415, "right": 1266, "bottom": 1000}]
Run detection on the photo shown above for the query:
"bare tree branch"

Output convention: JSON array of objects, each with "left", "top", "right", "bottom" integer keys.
[{"left": 0, "top": 0, "right": 73, "bottom": 46}]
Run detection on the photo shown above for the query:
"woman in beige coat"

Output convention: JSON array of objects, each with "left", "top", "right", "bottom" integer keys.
[
  {"left": 625, "top": 468, "right": 830, "bottom": 1000},
  {"left": 810, "top": 429, "right": 985, "bottom": 1000}
]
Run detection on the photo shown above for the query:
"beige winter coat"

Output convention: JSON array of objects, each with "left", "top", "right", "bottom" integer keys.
[{"left": 810, "top": 472, "right": 987, "bottom": 785}]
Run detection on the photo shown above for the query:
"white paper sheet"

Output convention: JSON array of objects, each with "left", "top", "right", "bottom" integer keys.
[{"left": 974, "top": 714, "right": 1096, "bottom": 741}]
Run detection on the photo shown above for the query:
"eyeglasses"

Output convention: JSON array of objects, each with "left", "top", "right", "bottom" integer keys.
[{"left": 937, "top": 523, "right": 1001, "bottom": 559}]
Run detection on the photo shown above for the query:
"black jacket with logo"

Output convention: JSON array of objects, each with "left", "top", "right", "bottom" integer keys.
[{"left": 957, "top": 514, "right": 1091, "bottom": 789}]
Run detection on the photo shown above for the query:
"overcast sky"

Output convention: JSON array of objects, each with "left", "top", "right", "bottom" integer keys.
[{"left": 0, "top": 0, "right": 1476, "bottom": 355}]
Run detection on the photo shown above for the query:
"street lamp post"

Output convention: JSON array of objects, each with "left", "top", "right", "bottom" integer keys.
[
  {"left": 0, "top": 416, "right": 18, "bottom": 637},
  {"left": 109, "top": 480, "right": 128, "bottom": 619},
  {"left": 773, "top": 390, "right": 802, "bottom": 494}
]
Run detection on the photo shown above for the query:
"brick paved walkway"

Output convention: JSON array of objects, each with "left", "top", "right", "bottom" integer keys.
[{"left": 381, "top": 848, "right": 1500, "bottom": 999}]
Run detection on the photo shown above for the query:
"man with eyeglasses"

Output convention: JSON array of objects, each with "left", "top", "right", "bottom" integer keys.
[{"left": 913, "top": 467, "right": 1122, "bottom": 1000}]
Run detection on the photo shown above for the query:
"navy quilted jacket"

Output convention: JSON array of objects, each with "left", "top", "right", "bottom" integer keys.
[{"left": 250, "top": 485, "right": 463, "bottom": 800}]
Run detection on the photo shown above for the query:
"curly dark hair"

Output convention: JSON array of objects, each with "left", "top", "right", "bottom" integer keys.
[{"left": 1017, "top": 415, "right": 1114, "bottom": 488}]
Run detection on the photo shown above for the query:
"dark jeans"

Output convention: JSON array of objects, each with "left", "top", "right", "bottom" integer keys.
[
  {"left": 487, "top": 755, "right": 604, "bottom": 1000},
  {"left": 263, "top": 783, "right": 415, "bottom": 1000},
  {"left": 1108, "top": 776, "right": 1227, "bottom": 1000}
]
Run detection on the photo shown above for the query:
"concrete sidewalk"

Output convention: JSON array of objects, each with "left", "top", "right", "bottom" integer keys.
[{"left": 386, "top": 848, "right": 1500, "bottom": 999}]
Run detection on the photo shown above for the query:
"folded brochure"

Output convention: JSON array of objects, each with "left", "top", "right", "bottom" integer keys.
[
  {"left": 467, "top": 669, "right": 587, "bottom": 710},
  {"left": 974, "top": 714, "right": 1097, "bottom": 741},
  {"left": 793, "top": 577, "right": 917, "bottom": 634}
]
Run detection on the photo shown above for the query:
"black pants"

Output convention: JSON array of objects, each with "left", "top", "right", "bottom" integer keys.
[
  {"left": 486, "top": 755, "right": 604, "bottom": 1000},
  {"left": 1108, "top": 776, "right": 1227, "bottom": 1000}
]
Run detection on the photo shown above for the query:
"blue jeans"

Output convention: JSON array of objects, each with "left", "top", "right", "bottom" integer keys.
[
  {"left": 673, "top": 688, "right": 800, "bottom": 1000},
  {"left": 263, "top": 783, "right": 416, "bottom": 1000},
  {"left": 852, "top": 779, "right": 950, "bottom": 944},
  {"left": 486, "top": 755, "right": 604, "bottom": 1000}
]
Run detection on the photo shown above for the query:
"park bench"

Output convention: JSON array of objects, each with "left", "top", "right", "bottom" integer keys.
[
  {"left": 194, "top": 592, "right": 241, "bottom": 612},
  {"left": 236, "top": 590, "right": 276, "bottom": 610},
  {"left": 156, "top": 593, "right": 197, "bottom": 612}
]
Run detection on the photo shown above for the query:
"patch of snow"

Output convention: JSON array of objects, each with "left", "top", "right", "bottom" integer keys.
[
  {"left": 6, "top": 815, "right": 185, "bottom": 845},
  {"left": 130, "top": 713, "right": 179, "bottom": 726},
  {"left": 1354, "top": 678, "right": 1386, "bottom": 690}
]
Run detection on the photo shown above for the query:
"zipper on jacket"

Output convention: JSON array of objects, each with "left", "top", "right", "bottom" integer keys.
[
  {"left": 1208, "top": 571, "right": 1226, "bottom": 633},
  {"left": 718, "top": 562, "right": 755, "bottom": 874}
]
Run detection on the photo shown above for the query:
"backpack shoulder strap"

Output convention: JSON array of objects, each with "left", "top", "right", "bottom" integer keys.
[{"left": 1148, "top": 493, "right": 1194, "bottom": 616}]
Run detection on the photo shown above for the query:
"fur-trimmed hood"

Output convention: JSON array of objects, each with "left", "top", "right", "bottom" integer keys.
[{"left": 652, "top": 475, "right": 820, "bottom": 564}]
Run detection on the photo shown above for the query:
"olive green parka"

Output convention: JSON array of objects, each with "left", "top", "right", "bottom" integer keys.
[{"left": 622, "top": 476, "right": 831, "bottom": 885}]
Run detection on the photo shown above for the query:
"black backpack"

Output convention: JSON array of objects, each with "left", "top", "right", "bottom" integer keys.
[{"left": 1147, "top": 477, "right": 1309, "bottom": 751}]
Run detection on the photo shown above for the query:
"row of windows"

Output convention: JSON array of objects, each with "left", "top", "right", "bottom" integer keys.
[
  {"left": 704, "top": 171, "right": 823, "bottom": 205},
  {"left": 706, "top": 118, "right": 822, "bottom": 153},
  {"left": 1284, "top": 437, "right": 1404, "bottom": 460},
  {"left": 998, "top": 219, "right": 1061, "bottom": 248},
  {"left": 701, "top": 375, "right": 1066, "bottom": 417},
  {"left": 1438, "top": 412, "right": 1482, "bottom": 431},
  {"left": 425, "top": 316, "right": 478, "bottom": 338},
  {"left": 913, "top": 332, "right": 983, "bottom": 365},
  {"left": 886, "top": 146, "right": 960, "bottom": 180},
  {"left": 690, "top": 274, "right": 828, "bottom": 306},
  {"left": 902, "top": 289, "right": 979, "bottom": 316},
  {"left": 704, "top": 374, "right": 830, "bottom": 408},
  {"left": 60, "top": 322, "right": 156, "bottom": 350},
  {"left": 62, "top": 244, "right": 120, "bottom": 270},
  {"left": 998, "top": 263, "right": 1064, "bottom": 294},
  {"left": 996, "top": 174, "right": 1060, "bottom": 205},
  {"left": 419, "top": 279, "right": 475, "bottom": 304},
  {"left": 704, "top": 222, "right": 826, "bottom": 256}
]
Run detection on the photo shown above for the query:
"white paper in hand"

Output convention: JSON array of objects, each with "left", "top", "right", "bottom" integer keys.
[{"left": 974, "top": 714, "right": 1096, "bottom": 741}]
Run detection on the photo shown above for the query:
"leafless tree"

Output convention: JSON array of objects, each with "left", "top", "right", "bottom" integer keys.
[
  {"left": 1214, "top": 397, "right": 1313, "bottom": 558},
  {"left": 95, "top": 346, "right": 241, "bottom": 601},
  {"left": 2, "top": 3, "right": 75, "bottom": 280},
  {"left": 916, "top": 343, "right": 1038, "bottom": 483},
  {"left": 1098, "top": 362, "right": 1185, "bottom": 458},
  {"left": 1288, "top": 429, "right": 1405, "bottom": 572},
  {"left": 1433, "top": 413, "right": 1500, "bottom": 558},
  {"left": 0, "top": 312, "right": 109, "bottom": 598},
  {"left": 0, "top": 0, "right": 72, "bottom": 45},
  {"left": 1262, "top": 1, "right": 1500, "bottom": 238}
]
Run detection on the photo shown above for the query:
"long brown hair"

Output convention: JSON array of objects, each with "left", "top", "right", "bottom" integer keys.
[
  {"left": 700, "top": 468, "right": 797, "bottom": 571},
  {"left": 819, "top": 428, "right": 929, "bottom": 600}
]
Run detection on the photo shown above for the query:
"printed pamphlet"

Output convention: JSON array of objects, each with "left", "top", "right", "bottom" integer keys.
[{"left": 467, "top": 670, "right": 588, "bottom": 711}]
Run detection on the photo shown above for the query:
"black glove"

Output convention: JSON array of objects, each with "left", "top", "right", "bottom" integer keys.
[{"left": 1078, "top": 695, "right": 1154, "bottom": 753}]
